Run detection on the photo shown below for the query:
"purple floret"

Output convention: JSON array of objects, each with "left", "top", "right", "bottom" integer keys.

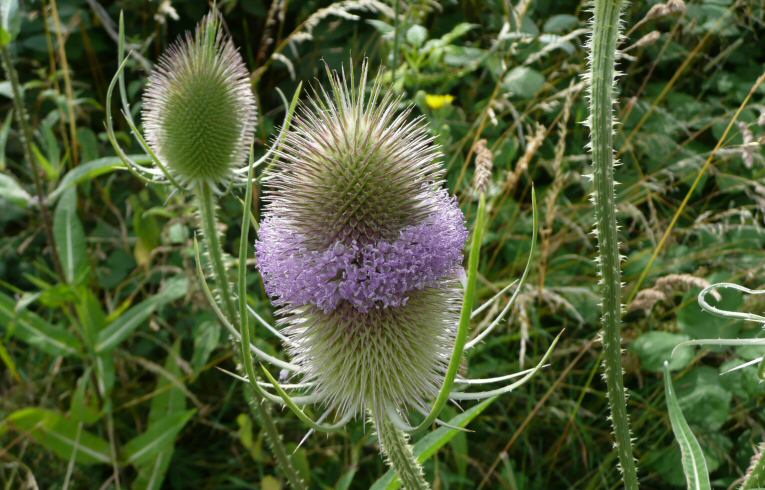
[{"left": 256, "top": 190, "right": 468, "bottom": 313}]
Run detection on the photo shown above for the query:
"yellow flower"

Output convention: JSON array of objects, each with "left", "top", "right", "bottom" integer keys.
[{"left": 425, "top": 94, "right": 454, "bottom": 110}]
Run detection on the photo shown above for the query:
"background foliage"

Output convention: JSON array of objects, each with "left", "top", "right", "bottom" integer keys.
[{"left": 1, "top": 0, "right": 765, "bottom": 488}]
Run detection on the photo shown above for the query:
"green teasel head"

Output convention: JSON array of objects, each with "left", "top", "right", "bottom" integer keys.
[{"left": 141, "top": 12, "right": 256, "bottom": 187}]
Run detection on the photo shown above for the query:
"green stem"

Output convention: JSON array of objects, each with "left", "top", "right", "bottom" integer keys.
[
  {"left": 588, "top": 0, "right": 638, "bottom": 488},
  {"left": 0, "top": 45, "right": 65, "bottom": 281},
  {"left": 194, "top": 181, "right": 306, "bottom": 490},
  {"left": 373, "top": 412, "right": 430, "bottom": 490}
]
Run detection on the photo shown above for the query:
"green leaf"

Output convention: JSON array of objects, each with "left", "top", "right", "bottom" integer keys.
[
  {"left": 54, "top": 187, "right": 88, "bottom": 284},
  {"left": 1, "top": 408, "right": 111, "bottom": 465},
  {"left": 75, "top": 288, "right": 108, "bottom": 349},
  {"left": 190, "top": 319, "right": 220, "bottom": 375},
  {"left": 664, "top": 362, "right": 711, "bottom": 490},
  {"left": 122, "top": 409, "right": 195, "bottom": 466},
  {"left": 406, "top": 25, "right": 427, "bottom": 47},
  {"left": 70, "top": 370, "right": 101, "bottom": 425},
  {"left": 0, "top": 0, "right": 21, "bottom": 46},
  {"left": 676, "top": 366, "right": 732, "bottom": 432},
  {"left": 48, "top": 155, "right": 146, "bottom": 203},
  {"left": 631, "top": 332, "right": 693, "bottom": 372},
  {"left": 0, "top": 110, "right": 14, "bottom": 170},
  {"left": 0, "top": 172, "right": 32, "bottom": 207},
  {"left": 370, "top": 397, "right": 496, "bottom": 490},
  {"left": 0, "top": 291, "right": 82, "bottom": 357},
  {"left": 95, "top": 277, "right": 188, "bottom": 353},
  {"left": 543, "top": 14, "right": 579, "bottom": 33},
  {"left": 502, "top": 67, "right": 545, "bottom": 99},
  {"left": 678, "top": 285, "right": 742, "bottom": 341}
]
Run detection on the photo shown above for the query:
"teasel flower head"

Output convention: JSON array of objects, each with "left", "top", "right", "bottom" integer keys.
[
  {"left": 255, "top": 62, "right": 468, "bottom": 419},
  {"left": 140, "top": 12, "right": 256, "bottom": 188}
]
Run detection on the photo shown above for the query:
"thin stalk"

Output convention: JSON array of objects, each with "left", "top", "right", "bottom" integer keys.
[
  {"left": 0, "top": 45, "right": 65, "bottom": 281},
  {"left": 194, "top": 181, "right": 306, "bottom": 490},
  {"left": 588, "top": 0, "right": 638, "bottom": 488},
  {"left": 373, "top": 411, "right": 430, "bottom": 490}
]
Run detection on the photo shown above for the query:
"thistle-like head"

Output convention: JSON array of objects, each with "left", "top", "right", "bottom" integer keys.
[
  {"left": 142, "top": 13, "right": 255, "bottom": 187},
  {"left": 256, "top": 62, "right": 468, "bottom": 418}
]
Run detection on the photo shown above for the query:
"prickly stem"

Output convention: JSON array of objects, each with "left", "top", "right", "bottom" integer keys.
[
  {"left": 587, "top": 0, "right": 639, "bottom": 487},
  {"left": 194, "top": 181, "right": 307, "bottom": 490},
  {"left": 372, "top": 411, "right": 430, "bottom": 490}
]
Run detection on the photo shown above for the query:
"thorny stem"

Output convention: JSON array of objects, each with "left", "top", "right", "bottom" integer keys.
[
  {"left": 0, "top": 45, "right": 65, "bottom": 281},
  {"left": 194, "top": 181, "right": 307, "bottom": 490},
  {"left": 373, "top": 412, "right": 430, "bottom": 490},
  {"left": 588, "top": 0, "right": 638, "bottom": 488}
]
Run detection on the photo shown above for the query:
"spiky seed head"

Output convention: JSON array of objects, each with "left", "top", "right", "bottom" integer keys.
[
  {"left": 256, "top": 62, "right": 468, "bottom": 418},
  {"left": 142, "top": 13, "right": 255, "bottom": 186}
]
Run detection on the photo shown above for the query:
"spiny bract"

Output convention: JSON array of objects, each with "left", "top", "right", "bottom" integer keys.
[
  {"left": 142, "top": 13, "right": 255, "bottom": 186},
  {"left": 256, "top": 63, "right": 468, "bottom": 419}
]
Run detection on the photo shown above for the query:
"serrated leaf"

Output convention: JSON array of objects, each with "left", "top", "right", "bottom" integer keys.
[
  {"left": 53, "top": 187, "right": 88, "bottom": 284},
  {"left": 664, "top": 363, "right": 711, "bottom": 490},
  {"left": 370, "top": 397, "right": 496, "bottom": 490},
  {"left": 122, "top": 410, "right": 195, "bottom": 466},
  {"left": 1, "top": 408, "right": 111, "bottom": 465},
  {"left": 0, "top": 291, "right": 81, "bottom": 357}
]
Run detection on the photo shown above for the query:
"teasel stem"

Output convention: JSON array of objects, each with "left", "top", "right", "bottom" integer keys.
[
  {"left": 373, "top": 412, "right": 430, "bottom": 490},
  {"left": 194, "top": 180, "right": 307, "bottom": 490},
  {"left": 0, "top": 44, "right": 65, "bottom": 282},
  {"left": 588, "top": 0, "right": 638, "bottom": 487}
]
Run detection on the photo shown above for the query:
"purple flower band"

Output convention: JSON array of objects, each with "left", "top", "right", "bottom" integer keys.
[{"left": 256, "top": 190, "right": 468, "bottom": 313}]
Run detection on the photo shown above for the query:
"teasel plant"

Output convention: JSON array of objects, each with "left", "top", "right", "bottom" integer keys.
[
  {"left": 585, "top": 0, "right": 639, "bottom": 486},
  {"left": 238, "top": 62, "right": 562, "bottom": 488},
  {"left": 105, "top": 11, "right": 309, "bottom": 489},
  {"left": 662, "top": 282, "right": 765, "bottom": 489}
]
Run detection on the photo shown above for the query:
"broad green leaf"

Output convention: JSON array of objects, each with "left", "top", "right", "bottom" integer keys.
[
  {"left": 676, "top": 366, "right": 732, "bottom": 431},
  {"left": 370, "top": 397, "right": 496, "bottom": 490},
  {"left": 631, "top": 332, "right": 693, "bottom": 372},
  {"left": 122, "top": 410, "right": 195, "bottom": 466},
  {"left": 0, "top": 172, "right": 32, "bottom": 207},
  {"left": 48, "top": 156, "right": 148, "bottom": 203},
  {"left": 95, "top": 277, "right": 188, "bottom": 353},
  {"left": 0, "top": 291, "right": 82, "bottom": 357},
  {"left": 543, "top": 14, "right": 579, "bottom": 33},
  {"left": 502, "top": 67, "right": 545, "bottom": 99},
  {"left": 131, "top": 450, "right": 174, "bottom": 490},
  {"left": 0, "top": 336, "right": 18, "bottom": 381},
  {"left": 664, "top": 363, "right": 711, "bottom": 490},
  {"left": 1, "top": 408, "right": 111, "bottom": 465},
  {"left": 0, "top": 0, "right": 21, "bottom": 46},
  {"left": 53, "top": 187, "right": 88, "bottom": 284}
]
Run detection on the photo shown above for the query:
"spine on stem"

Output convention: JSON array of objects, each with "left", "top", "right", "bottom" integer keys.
[
  {"left": 373, "top": 412, "right": 430, "bottom": 490},
  {"left": 586, "top": 0, "right": 638, "bottom": 487}
]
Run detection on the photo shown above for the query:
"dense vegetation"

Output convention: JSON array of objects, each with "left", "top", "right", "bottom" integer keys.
[{"left": 2, "top": 0, "right": 765, "bottom": 488}]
